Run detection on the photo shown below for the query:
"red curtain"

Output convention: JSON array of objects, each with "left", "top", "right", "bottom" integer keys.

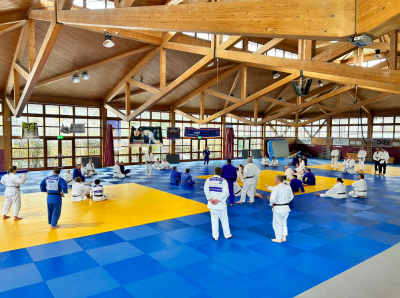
[
  {"left": 103, "top": 123, "right": 115, "bottom": 166},
  {"left": 225, "top": 127, "right": 234, "bottom": 159}
]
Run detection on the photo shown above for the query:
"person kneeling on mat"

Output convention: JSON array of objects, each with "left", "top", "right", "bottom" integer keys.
[
  {"left": 302, "top": 169, "right": 316, "bottom": 186},
  {"left": 348, "top": 174, "right": 367, "bottom": 198}
]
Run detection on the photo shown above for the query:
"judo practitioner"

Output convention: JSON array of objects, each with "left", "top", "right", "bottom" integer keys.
[
  {"left": 342, "top": 156, "right": 349, "bottom": 173},
  {"left": 295, "top": 164, "right": 304, "bottom": 180},
  {"left": 348, "top": 174, "right": 367, "bottom": 198},
  {"left": 113, "top": 161, "right": 126, "bottom": 178},
  {"left": 290, "top": 175, "right": 305, "bottom": 194},
  {"left": 1, "top": 166, "right": 28, "bottom": 220},
  {"left": 140, "top": 128, "right": 161, "bottom": 144},
  {"left": 288, "top": 153, "right": 299, "bottom": 166},
  {"left": 71, "top": 177, "right": 92, "bottom": 201},
  {"left": 237, "top": 165, "right": 244, "bottom": 182},
  {"left": 170, "top": 167, "right": 182, "bottom": 185},
  {"left": 357, "top": 147, "right": 367, "bottom": 172},
  {"left": 303, "top": 156, "right": 308, "bottom": 166},
  {"left": 120, "top": 162, "right": 131, "bottom": 176},
  {"left": 80, "top": 163, "right": 91, "bottom": 177},
  {"left": 181, "top": 169, "right": 195, "bottom": 187},
  {"left": 161, "top": 159, "right": 171, "bottom": 170},
  {"left": 298, "top": 157, "right": 305, "bottom": 172},
  {"left": 144, "top": 147, "right": 154, "bottom": 178},
  {"left": 73, "top": 164, "right": 86, "bottom": 182},
  {"left": 271, "top": 157, "right": 279, "bottom": 167},
  {"left": 284, "top": 166, "right": 294, "bottom": 181},
  {"left": 267, "top": 175, "right": 294, "bottom": 243},
  {"left": 237, "top": 157, "right": 261, "bottom": 204},
  {"left": 260, "top": 156, "right": 270, "bottom": 166},
  {"left": 86, "top": 159, "right": 98, "bottom": 175},
  {"left": 64, "top": 170, "right": 74, "bottom": 186},
  {"left": 379, "top": 147, "right": 390, "bottom": 176},
  {"left": 343, "top": 156, "right": 356, "bottom": 174},
  {"left": 154, "top": 158, "right": 162, "bottom": 170},
  {"left": 40, "top": 168, "right": 68, "bottom": 229},
  {"left": 316, "top": 178, "right": 347, "bottom": 199},
  {"left": 204, "top": 167, "right": 232, "bottom": 241},
  {"left": 373, "top": 147, "right": 381, "bottom": 175},
  {"left": 221, "top": 159, "right": 238, "bottom": 206},
  {"left": 203, "top": 147, "right": 211, "bottom": 166},
  {"left": 91, "top": 179, "right": 109, "bottom": 201},
  {"left": 331, "top": 146, "right": 339, "bottom": 170},
  {"left": 302, "top": 169, "right": 316, "bottom": 186}
]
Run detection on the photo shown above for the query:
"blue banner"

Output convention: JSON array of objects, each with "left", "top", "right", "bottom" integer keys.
[{"left": 184, "top": 127, "right": 220, "bottom": 137}]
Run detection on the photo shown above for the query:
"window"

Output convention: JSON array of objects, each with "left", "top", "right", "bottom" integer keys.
[{"left": 373, "top": 117, "right": 395, "bottom": 139}]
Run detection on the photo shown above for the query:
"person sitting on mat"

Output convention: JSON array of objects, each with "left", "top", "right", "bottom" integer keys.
[
  {"left": 271, "top": 157, "right": 279, "bottom": 167},
  {"left": 170, "top": 166, "right": 182, "bottom": 185},
  {"left": 348, "top": 174, "right": 367, "bottom": 198},
  {"left": 260, "top": 155, "right": 270, "bottom": 166},
  {"left": 302, "top": 168, "right": 316, "bottom": 186},
  {"left": 316, "top": 178, "right": 347, "bottom": 199},
  {"left": 65, "top": 170, "right": 74, "bottom": 186},
  {"left": 303, "top": 156, "right": 308, "bottom": 166},
  {"left": 181, "top": 168, "right": 195, "bottom": 187},
  {"left": 288, "top": 153, "right": 299, "bottom": 166},
  {"left": 290, "top": 174, "right": 305, "bottom": 194}
]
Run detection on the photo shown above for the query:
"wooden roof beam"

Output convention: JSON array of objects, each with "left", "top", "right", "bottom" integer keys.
[
  {"left": 225, "top": 113, "right": 256, "bottom": 126},
  {"left": 119, "top": 0, "right": 150, "bottom": 7},
  {"left": 0, "top": 11, "right": 27, "bottom": 25},
  {"left": 57, "top": 1, "right": 355, "bottom": 40},
  {"left": 204, "top": 89, "right": 241, "bottom": 104},
  {"left": 347, "top": 89, "right": 371, "bottom": 114}
]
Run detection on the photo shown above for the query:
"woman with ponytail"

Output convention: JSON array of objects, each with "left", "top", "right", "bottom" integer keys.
[
  {"left": 1, "top": 166, "right": 28, "bottom": 220},
  {"left": 316, "top": 178, "right": 347, "bottom": 199}
]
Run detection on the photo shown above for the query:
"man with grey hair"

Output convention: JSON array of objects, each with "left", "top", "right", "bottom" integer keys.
[
  {"left": 267, "top": 174, "right": 294, "bottom": 243},
  {"left": 236, "top": 157, "right": 261, "bottom": 204}
]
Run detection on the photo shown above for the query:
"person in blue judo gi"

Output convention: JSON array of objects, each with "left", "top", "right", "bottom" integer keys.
[
  {"left": 203, "top": 147, "right": 211, "bottom": 166},
  {"left": 170, "top": 166, "right": 182, "bottom": 185},
  {"left": 302, "top": 168, "right": 316, "bottom": 186},
  {"left": 303, "top": 156, "right": 308, "bottom": 166},
  {"left": 288, "top": 154, "right": 299, "bottom": 166},
  {"left": 289, "top": 174, "right": 305, "bottom": 208},
  {"left": 40, "top": 167, "right": 68, "bottom": 229},
  {"left": 181, "top": 168, "right": 195, "bottom": 187},
  {"left": 73, "top": 164, "right": 85, "bottom": 182},
  {"left": 221, "top": 159, "right": 238, "bottom": 206}
]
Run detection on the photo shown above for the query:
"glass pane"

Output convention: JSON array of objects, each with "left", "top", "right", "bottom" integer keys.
[
  {"left": 28, "top": 104, "right": 43, "bottom": 114},
  {"left": 89, "top": 128, "right": 101, "bottom": 136},
  {"left": 45, "top": 127, "right": 59, "bottom": 136},
  {"left": 89, "top": 139, "right": 101, "bottom": 147},
  {"left": 46, "top": 106, "right": 59, "bottom": 115},
  {"left": 88, "top": 107, "right": 100, "bottom": 117},
  {"left": 28, "top": 117, "right": 44, "bottom": 126},
  {"left": 88, "top": 147, "right": 100, "bottom": 155},
  {"left": 13, "top": 159, "right": 28, "bottom": 168},
  {"left": 88, "top": 119, "right": 100, "bottom": 127},
  {"left": 131, "top": 155, "right": 139, "bottom": 163},
  {"left": 62, "top": 140, "right": 73, "bottom": 156},
  {"left": 29, "top": 148, "right": 44, "bottom": 158},
  {"left": 76, "top": 148, "right": 88, "bottom": 156},
  {"left": 47, "top": 158, "right": 59, "bottom": 167},
  {"left": 75, "top": 107, "right": 88, "bottom": 116},
  {"left": 60, "top": 106, "right": 73, "bottom": 115},
  {"left": 12, "top": 149, "right": 28, "bottom": 158},
  {"left": 29, "top": 159, "right": 44, "bottom": 168},
  {"left": 12, "top": 139, "right": 28, "bottom": 148},
  {"left": 62, "top": 158, "right": 73, "bottom": 167},
  {"left": 29, "top": 139, "right": 43, "bottom": 148},
  {"left": 12, "top": 116, "right": 27, "bottom": 126},
  {"left": 47, "top": 140, "right": 59, "bottom": 157},
  {"left": 76, "top": 139, "right": 88, "bottom": 147}
]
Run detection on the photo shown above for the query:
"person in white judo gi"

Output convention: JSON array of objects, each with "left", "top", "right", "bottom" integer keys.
[
  {"left": 260, "top": 156, "right": 270, "bottom": 166},
  {"left": 236, "top": 157, "right": 261, "bottom": 204},
  {"left": 237, "top": 165, "right": 244, "bottom": 182},
  {"left": 316, "top": 178, "right": 347, "bottom": 199},
  {"left": 373, "top": 147, "right": 381, "bottom": 175},
  {"left": 378, "top": 147, "right": 390, "bottom": 176},
  {"left": 357, "top": 147, "right": 367, "bottom": 172},
  {"left": 86, "top": 159, "right": 98, "bottom": 175},
  {"left": 331, "top": 146, "right": 339, "bottom": 170},
  {"left": 1, "top": 166, "right": 28, "bottom": 220},
  {"left": 348, "top": 174, "right": 367, "bottom": 198},
  {"left": 71, "top": 177, "right": 92, "bottom": 201},
  {"left": 204, "top": 167, "right": 232, "bottom": 241},
  {"left": 343, "top": 156, "right": 356, "bottom": 174},
  {"left": 267, "top": 175, "right": 294, "bottom": 243},
  {"left": 341, "top": 156, "right": 349, "bottom": 173},
  {"left": 161, "top": 159, "right": 171, "bottom": 170},
  {"left": 64, "top": 170, "right": 74, "bottom": 186},
  {"left": 298, "top": 157, "right": 305, "bottom": 172},
  {"left": 80, "top": 163, "right": 91, "bottom": 177},
  {"left": 140, "top": 129, "right": 161, "bottom": 144},
  {"left": 270, "top": 157, "right": 279, "bottom": 167},
  {"left": 91, "top": 179, "right": 109, "bottom": 201},
  {"left": 294, "top": 163, "right": 304, "bottom": 180},
  {"left": 154, "top": 158, "right": 162, "bottom": 170},
  {"left": 284, "top": 166, "right": 294, "bottom": 180},
  {"left": 113, "top": 161, "right": 126, "bottom": 178},
  {"left": 144, "top": 147, "right": 154, "bottom": 178}
]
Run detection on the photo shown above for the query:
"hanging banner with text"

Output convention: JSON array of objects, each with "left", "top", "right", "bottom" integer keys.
[
  {"left": 184, "top": 127, "right": 220, "bottom": 138},
  {"left": 130, "top": 126, "right": 163, "bottom": 147},
  {"left": 296, "top": 138, "right": 312, "bottom": 145},
  {"left": 372, "top": 139, "right": 392, "bottom": 147},
  {"left": 167, "top": 127, "right": 180, "bottom": 140},
  {"left": 22, "top": 123, "right": 39, "bottom": 139},
  {"left": 333, "top": 138, "right": 350, "bottom": 146}
]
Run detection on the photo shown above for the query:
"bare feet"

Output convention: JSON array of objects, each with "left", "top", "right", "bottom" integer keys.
[
  {"left": 359, "top": 196, "right": 365, "bottom": 199},
  {"left": 225, "top": 235, "right": 232, "bottom": 239},
  {"left": 14, "top": 216, "right": 23, "bottom": 221},
  {"left": 3, "top": 215, "right": 10, "bottom": 219},
  {"left": 230, "top": 204, "right": 234, "bottom": 206},
  {"left": 256, "top": 194, "right": 263, "bottom": 199},
  {"left": 214, "top": 237, "right": 218, "bottom": 241},
  {"left": 235, "top": 201, "right": 243, "bottom": 204},
  {"left": 50, "top": 226, "right": 60, "bottom": 229},
  {"left": 248, "top": 202, "right": 253, "bottom": 204},
  {"left": 271, "top": 239, "right": 282, "bottom": 243},
  {"left": 315, "top": 192, "right": 321, "bottom": 196},
  {"left": 282, "top": 236, "right": 287, "bottom": 242}
]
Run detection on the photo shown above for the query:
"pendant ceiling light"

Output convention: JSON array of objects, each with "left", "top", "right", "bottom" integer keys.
[
  {"left": 374, "top": 49, "right": 382, "bottom": 59},
  {"left": 272, "top": 71, "right": 280, "bottom": 79},
  {"left": 317, "top": 80, "right": 323, "bottom": 87},
  {"left": 81, "top": 71, "right": 90, "bottom": 81},
  {"left": 71, "top": 71, "right": 80, "bottom": 83},
  {"left": 103, "top": 30, "right": 118, "bottom": 48}
]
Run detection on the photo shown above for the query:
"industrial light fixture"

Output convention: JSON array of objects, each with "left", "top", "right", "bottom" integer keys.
[
  {"left": 81, "top": 71, "right": 90, "bottom": 81},
  {"left": 71, "top": 71, "right": 80, "bottom": 84},
  {"left": 140, "top": 77, "right": 144, "bottom": 83},
  {"left": 272, "top": 71, "right": 280, "bottom": 79},
  {"left": 103, "top": 29, "right": 117, "bottom": 48},
  {"left": 317, "top": 80, "right": 323, "bottom": 87},
  {"left": 329, "top": 41, "right": 338, "bottom": 44},
  {"left": 230, "top": 93, "right": 234, "bottom": 97},
  {"left": 207, "top": 62, "right": 214, "bottom": 67},
  {"left": 278, "top": 97, "right": 284, "bottom": 101},
  {"left": 374, "top": 49, "right": 382, "bottom": 59}
]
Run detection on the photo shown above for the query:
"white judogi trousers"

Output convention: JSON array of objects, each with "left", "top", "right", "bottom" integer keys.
[
  {"left": 359, "top": 159, "right": 365, "bottom": 170},
  {"left": 348, "top": 190, "right": 367, "bottom": 198},
  {"left": 210, "top": 208, "right": 231, "bottom": 239},
  {"left": 240, "top": 180, "right": 255, "bottom": 202},
  {"left": 93, "top": 194, "right": 109, "bottom": 201},
  {"left": 331, "top": 157, "right": 338, "bottom": 169},
  {"left": 3, "top": 189, "right": 21, "bottom": 216},
  {"left": 272, "top": 209, "right": 289, "bottom": 240},
  {"left": 145, "top": 163, "right": 152, "bottom": 176}
]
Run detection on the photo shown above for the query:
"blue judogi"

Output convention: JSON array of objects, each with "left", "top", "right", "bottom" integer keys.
[
  {"left": 73, "top": 168, "right": 85, "bottom": 182},
  {"left": 170, "top": 170, "right": 182, "bottom": 185},
  {"left": 181, "top": 173, "right": 195, "bottom": 187},
  {"left": 290, "top": 179, "right": 305, "bottom": 193},
  {"left": 221, "top": 163, "right": 237, "bottom": 205},
  {"left": 302, "top": 172, "right": 316, "bottom": 185},
  {"left": 120, "top": 165, "right": 131, "bottom": 175},
  {"left": 40, "top": 175, "right": 68, "bottom": 227},
  {"left": 289, "top": 156, "right": 299, "bottom": 166},
  {"left": 303, "top": 157, "right": 308, "bottom": 166},
  {"left": 203, "top": 150, "right": 210, "bottom": 165}
]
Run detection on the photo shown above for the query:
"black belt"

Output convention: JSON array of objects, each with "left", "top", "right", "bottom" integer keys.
[
  {"left": 94, "top": 195, "right": 103, "bottom": 197},
  {"left": 145, "top": 162, "right": 152, "bottom": 164},
  {"left": 235, "top": 190, "right": 241, "bottom": 195},
  {"left": 67, "top": 180, "right": 73, "bottom": 183},
  {"left": 338, "top": 193, "right": 346, "bottom": 195},
  {"left": 226, "top": 178, "right": 236, "bottom": 181},
  {"left": 6, "top": 186, "right": 19, "bottom": 188},
  {"left": 274, "top": 203, "right": 289, "bottom": 206},
  {"left": 49, "top": 193, "right": 62, "bottom": 195},
  {"left": 356, "top": 190, "right": 367, "bottom": 192},
  {"left": 245, "top": 176, "right": 254, "bottom": 179},
  {"left": 72, "top": 195, "right": 80, "bottom": 197}
]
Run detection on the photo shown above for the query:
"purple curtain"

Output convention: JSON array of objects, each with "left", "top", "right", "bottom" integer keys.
[
  {"left": 225, "top": 127, "right": 234, "bottom": 159},
  {"left": 103, "top": 123, "right": 115, "bottom": 166}
]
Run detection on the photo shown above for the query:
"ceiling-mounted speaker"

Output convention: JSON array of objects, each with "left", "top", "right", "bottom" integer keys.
[{"left": 291, "top": 71, "right": 312, "bottom": 96}]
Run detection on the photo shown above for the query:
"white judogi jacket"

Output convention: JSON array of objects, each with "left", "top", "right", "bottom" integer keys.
[
  {"left": 357, "top": 150, "right": 366, "bottom": 161},
  {"left": 331, "top": 149, "right": 339, "bottom": 159},
  {"left": 271, "top": 159, "right": 279, "bottom": 166},
  {"left": 270, "top": 183, "right": 294, "bottom": 214},
  {"left": 154, "top": 161, "right": 162, "bottom": 170},
  {"left": 379, "top": 151, "right": 389, "bottom": 164},
  {"left": 350, "top": 179, "right": 367, "bottom": 197},
  {"left": 204, "top": 175, "right": 229, "bottom": 210},
  {"left": 86, "top": 162, "right": 97, "bottom": 174},
  {"left": 243, "top": 163, "right": 261, "bottom": 185},
  {"left": 1, "top": 173, "right": 28, "bottom": 200},
  {"left": 346, "top": 159, "right": 355, "bottom": 173},
  {"left": 144, "top": 152, "right": 154, "bottom": 163},
  {"left": 65, "top": 173, "right": 74, "bottom": 185},
  {"left": 71, "top": 182, "right": 91, "bottom": 201},
  {"left": 373, "top": 151, "right": 380, "bottom": 162},
  {"left": 237, "top": 168, "right": 244, "bottom": 182},
  {"left": 299, "top": 160, "right": 305, "bottom": 171},
  {"left": 284, "top": 168, "right": 294, "bottom": 180},
  {"left": 161, "top": 161, "right": 170, "bottom": 169},
  {"left": 342, "top": 159, "right": 349, "bottom": 171},
  {"left": 91, "top": 184, "right": 108, "bottom": 201},
  {"left": 81, "top": 167, "right": 88, "bottom": 176},
  {"left": 323, "top": 183, "right": 347, "bottom": 199},
  {"left": 260, "top": 158, "right": 270, "bottom": 166},
  {"left": 295, "top": 167, "right": 304, "bottom": 180},
  {"left": 113, "top": 164, "right": 125, "bottom": 178}
]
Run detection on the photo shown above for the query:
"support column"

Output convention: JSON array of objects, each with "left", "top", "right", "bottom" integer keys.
[
  {"left": 389, "top": 30, "right": 398, "bottom": 70},
  {"left": 367, "top": 114, "right": 373, "bottom": 138},
  {"left": 200, "top": 92, "right": 205, "bottom": 120},
  {"left": 327, "top": 117, "right": 332, "bottom": 138},
  {"left": 13, "top": 69, "right": 20, "bottom": 107},
  {"left": 170, "top": 106, "right": 176, "bottom": 154},
  {"left": 241, "top": 65, "right": 247, "bottom": 100},
  {"left": 160, "top": 47, "right": 166, "bottom": 89},
  {"left": 262, "top": 123, "right": 266, "bottom": 156},
  {"left": 254, "top": 99, "right": 258, "bottom": 122},
  {"left": 4, "top": 103, "right": 12, "bottom": 170}
]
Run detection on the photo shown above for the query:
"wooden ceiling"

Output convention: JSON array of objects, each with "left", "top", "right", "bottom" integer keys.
[{"left": 1, "top": 0, "right": 400, "bottom": 125}]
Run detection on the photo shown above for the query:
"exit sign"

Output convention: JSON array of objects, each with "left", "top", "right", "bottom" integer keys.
[
  {"left": 57, "top": 136, "right": 64, "bottom": 139},
  {"left": 198, "top": 136, "right": 202, "bottom": 139}
]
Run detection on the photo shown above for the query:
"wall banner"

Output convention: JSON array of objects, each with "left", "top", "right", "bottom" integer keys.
[
  {"left": 22, "top": 122, "right": 39, "bottom": 139},
  {"left": 297, "top": 138, "right": 312, "bottom": 145},
  {"left": 372, "top": 139, "right": 392, "bottom": 147},
  {"left": 130, "top": 126, "right": 163, "bottom": 147},
  {"left": 60, "top": 123, "right": 85, "bottom": 134},
  {"left": 333, "top": 138, "right": 350, "bottom": 146},
  {"left": 184, "top": 127, "right": 220, "bottom": 137},
  {"left": 167, "top": 127, "right": 180, "bottom": 139}
]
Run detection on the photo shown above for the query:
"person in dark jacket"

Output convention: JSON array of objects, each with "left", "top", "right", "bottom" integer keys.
[
  {"left": 221, "top": 159, "right": 238, "bottom": 206},
  {"left": 302, "top": 168, "right": 316, "bottom": 186},
  {"left": 170, "top": 167, "right": 182, "bottom": 185}
]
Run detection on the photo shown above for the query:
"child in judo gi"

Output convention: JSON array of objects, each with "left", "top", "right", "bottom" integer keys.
[
  {"left": 1, "top": 166, "right": 28, "bottom": 220},
  {"left": 91, "top": 179, "right": 109, "bottom": 201}
]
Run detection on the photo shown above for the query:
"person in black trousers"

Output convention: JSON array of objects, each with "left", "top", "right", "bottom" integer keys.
[
  {"left": 373, "top": 147, "right": 380, "bottom": 175},
  {"left": 379, "top": 147, "right": 389, "bottom": 176}
]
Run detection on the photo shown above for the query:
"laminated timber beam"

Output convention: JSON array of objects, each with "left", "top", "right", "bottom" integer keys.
[
  {"left": 0, "top": 11, "right": 27, "bottom": 25},
  {"left": 57, "top": 0, "right": 356, "bottom": 40}
]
